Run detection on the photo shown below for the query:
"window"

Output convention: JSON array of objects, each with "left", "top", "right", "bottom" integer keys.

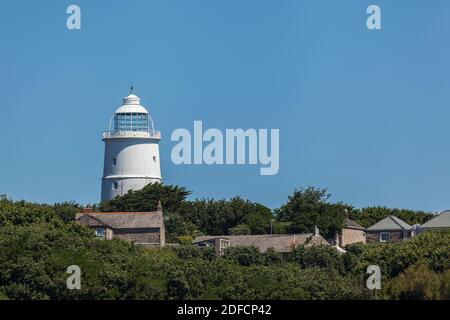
[
  {"left": 112, "top": 157, "right": 117, "bottom": 166},
  {"left": 95, "top": 228, "right": 106, "bottom": 239},
  {"left": 380, "top": 232, "right": 389, "bottom": 243},
  {"left": 112, "top": 182, "right": 118, "bottom": 190},
  {"left": 113, "top": 113, "right": 150, "bottom": 132},
  {"left": 153, "top": 156, "right": 157, "bottom": 162},
  {"left": 219, "top": 239, "right": 231, "bottom": 256}
]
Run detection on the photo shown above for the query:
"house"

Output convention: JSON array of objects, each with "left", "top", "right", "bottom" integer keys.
[
  {"left": 366, "top": 216, "right": 412, "bottom": 243},
  {"left": 334, "top": 218, "right": 366, "bottom": 247},
  {"left": 193, "top": 237, "right": 231, "bottom": 256},
  {"left": 419, "top": 210, "right": 450, "bottom": 232},
  {"left": 193, "top": 227, "right": 330, "bottom": 256},
  {"left": 75, "top": 202, "right": 165, "bottom": 248}
]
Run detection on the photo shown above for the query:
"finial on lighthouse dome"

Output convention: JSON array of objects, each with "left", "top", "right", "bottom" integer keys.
[
  {"left": 122, "top": 86, "right": 140, "bottom": 105},
  {"left": 115, "top": 88, "right": 149, "bottom": 114}
]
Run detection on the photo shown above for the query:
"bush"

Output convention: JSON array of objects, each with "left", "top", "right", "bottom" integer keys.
[
  {"left": 383, "top": 264, "right": 449, "bottom": 300},
  {"left": 223, "top": 247, "right": 264, "bottom": 266},
  {"left": 289, "top": 245, "right": 344, "bottom": 273},
  {"left": 176, "top": 236, "right": 193, "bottom": 245},
  {"left": 355, "top": 230, "right": 450, "bottom": 278},
  {"left": 175, "top": 245, "right": 216, "bottom": 261},
  {"left": 228, "top": 224, "right": 251, "bottom": 235}
]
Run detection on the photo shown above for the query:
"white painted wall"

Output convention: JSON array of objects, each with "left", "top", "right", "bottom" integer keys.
[{"left": 101, "top": 136, "right": 162, "bottom": 201}]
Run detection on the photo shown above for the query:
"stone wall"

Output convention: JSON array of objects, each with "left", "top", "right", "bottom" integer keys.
[
  {"left": 114, "top": 227, "right": 161, "bottom": 245},
  {"left": 366, "top": 230, "right": 410, "bottom": 243},
  {"left": 340, "top": 228, "right": 366, "bottom": 247}
]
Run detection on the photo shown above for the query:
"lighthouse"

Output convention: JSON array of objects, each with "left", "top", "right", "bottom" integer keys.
[{"left": 101, "top": 90, "right": 162, "bottom": 201}]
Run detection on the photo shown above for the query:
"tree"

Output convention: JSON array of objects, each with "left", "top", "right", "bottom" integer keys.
[
  {"left": 99, "top": 183, "right": 191, "bottom": 213},
  {"left": 228, "top": 224, "right": 251, "bottom": 235},
  {"left": 348, "top": 206, "right": 433, "bottom": 228},
  {"left": 383, "top": 264, "right": 446, "bottom": 300},
  {"left": 275, "top": 187, "right": 347, "bottom": 238},
  {"left": 178, "top": 197, "right": 273, "bottom": 236},
  {"left": 0, "top": 198, "right": 81, "bottom": 227},
  {"left": 289, "top": 245, "right": 344, "bottom": 273},
  {"left": 223, "top": 247, "right": 264, "bottom": 266}
]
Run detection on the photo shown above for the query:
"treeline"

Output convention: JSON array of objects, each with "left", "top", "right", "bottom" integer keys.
[
  {"left": 99, "top": 184, "right": 434, "bottom": 241},
  {"left": 0, "top": 221, "right": 448, "bottom": 299},
  {"left": 0, "top": 187, "right": 447, "bottom": 300}
]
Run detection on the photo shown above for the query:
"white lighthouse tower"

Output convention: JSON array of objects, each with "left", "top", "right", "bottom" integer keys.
[{"left": 101, "top": 90, "right": 162, "bottom": 201}]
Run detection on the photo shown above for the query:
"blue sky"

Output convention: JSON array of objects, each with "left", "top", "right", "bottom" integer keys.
[{"left": 1, "top": 0, "right": 450, "bottom": 212}]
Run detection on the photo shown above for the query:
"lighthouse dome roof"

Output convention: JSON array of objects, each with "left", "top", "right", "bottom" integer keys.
[{"left": 114, "top": 94, "right": 149, "bottom": 114}]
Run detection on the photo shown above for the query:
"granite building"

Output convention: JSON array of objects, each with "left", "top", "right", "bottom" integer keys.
[{"left": 76, "top": 202, "right": 165, "bottom": 248}]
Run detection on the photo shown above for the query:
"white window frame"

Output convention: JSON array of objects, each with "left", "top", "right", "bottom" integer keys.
[
  {"left": 380, "top": 232, "right": 390, "bottom": 243},
  {"left": 112, "top": 182, "right": 118, "bottom": 190},
  {"left": 95, "top": 228, "right": 106, "bottom": 238}
]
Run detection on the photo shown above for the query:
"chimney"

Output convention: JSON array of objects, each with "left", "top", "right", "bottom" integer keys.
[
  {"left": 83, "top": 206, "right": 92, "bottom": 213},
  {"left": 157, "top": 201, "right": 163, "bottom": 213},
  {"left": 314, "top": 225, "right": 320, "bottom": 237},
  {"left": 334, "top": 232, "right": 340, "bottom": 246}
]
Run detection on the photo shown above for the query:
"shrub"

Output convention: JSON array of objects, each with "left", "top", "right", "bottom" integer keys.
[{"left": 383, "top": 264, "right": 448, "bottom": 300}]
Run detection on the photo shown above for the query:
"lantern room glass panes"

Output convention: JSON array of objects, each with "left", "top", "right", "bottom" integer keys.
[{"left": 113, "top": 113, "right": 150, "bottom": 132}]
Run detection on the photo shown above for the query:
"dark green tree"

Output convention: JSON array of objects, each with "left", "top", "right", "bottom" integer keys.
[
  {"left": 275, "top": 187, "right": 347, "bottom": 238},
  {"left": 348, "top": 206, "right": 433, "bottom": 228},
  {"left": 99, "top": 183, "right": 191, "bottom": 213}
]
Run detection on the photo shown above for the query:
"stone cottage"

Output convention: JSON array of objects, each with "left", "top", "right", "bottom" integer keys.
[
  {"left": 335, "top": 218, "right": 366, "bottom": 247},
  {"left": 366, "top": 215, "right": 411, "bottom": 243},
  {"left": 76, "top": 202, "right": 165, "bottom": 248}
]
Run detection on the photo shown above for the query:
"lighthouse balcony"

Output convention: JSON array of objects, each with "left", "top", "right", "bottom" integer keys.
[{"left": 102, "top": 130, "right": 161, "bottom": 139}]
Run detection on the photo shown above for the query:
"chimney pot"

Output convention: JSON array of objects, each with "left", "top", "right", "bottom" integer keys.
[
  {"left": 83, "top": 206, "right": 92, "bottom": 213},
  {"left": 157, "top": 201, "right": 163, "bottom": 213}
]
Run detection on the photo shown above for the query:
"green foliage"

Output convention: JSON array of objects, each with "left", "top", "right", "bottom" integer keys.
[
  {"left": 228, "top": 224, "right": 251, "bottom": 235},
  {"left": 176, "top": 236, "right": 194, "bottom": 245},
  {"left": 348, "top": 206, "right": 433, "bottom": 228},
  {"left": 164, "top": 213, "right": 200, "bottom": 242},
  {"left": 0, "top": 198, "right": 81, "bottom": 227},
  {"left": 99, "top": 184, "right": 273, "bottom": 241},
  {"left": 174, "top": 246, "right": 216, "bottom": 261},
  {"left": 99, "top": 183, "right": 190, "bottom": 213},
  {"left": 0, "top": 223, "right": 138, "bottom": 300},
  {"left": 275, "top": 187, "right": 348, "bottom": 238},
  {"left": 354, "top": 230, "right": 450, "bottom": 278},
  {"left": 0, "top": 187, "right": 447, "bottom": 300},
  {"left": 178, "top": 197, "right": 273, "bottom": 236},
  {"left": 383, "top": 264, "right": 450, "bottom": 300},
  {"left": 240, "top": 265, "right": 371, "bottom": 300},
  {"left": 223, "top": 246, "right": 264, "bottom": 266},
  {"left": 223, "top": 247, "right": 283, "bottom": 267},
  {"left": 289, "top": 245, "right": 344, "bottom": 273}
]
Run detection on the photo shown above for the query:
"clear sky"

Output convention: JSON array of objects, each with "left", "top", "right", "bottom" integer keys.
[{"left": 1, "top": 0, "right": 450, "bottom": 212}]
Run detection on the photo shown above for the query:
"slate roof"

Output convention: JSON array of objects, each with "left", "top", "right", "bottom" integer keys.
[
  {"left": 366, "top": 215, "right": 412, "bottom": 232},
  {"left": 420, "top": 210, "right": 450, "bottom": 229},
  {"left": 193, "top": 234, "right": 330, "bottom": 253},
  {"left": 75, "top": 212, "right": 163, "bottom": 229},
  {"left": 344, "top": 218, "right": 365, "bottom": 230}
]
